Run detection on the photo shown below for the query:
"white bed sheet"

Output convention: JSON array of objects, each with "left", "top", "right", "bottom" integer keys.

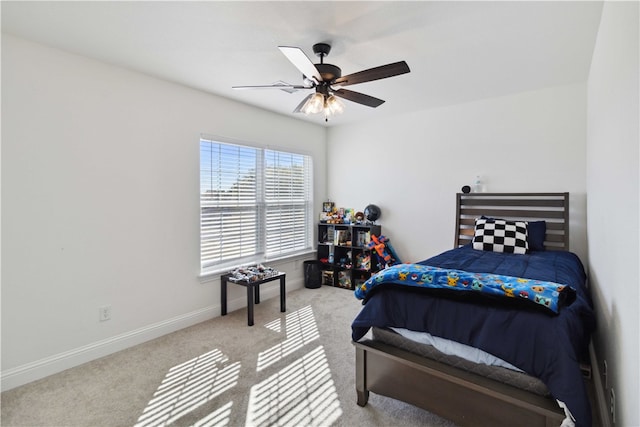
[{"left": 390, "top": 327, "right": 523, "bottom": 371}]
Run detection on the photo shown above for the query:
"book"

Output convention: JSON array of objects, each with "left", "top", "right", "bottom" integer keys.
[
  {"left": 322, "top": 270, "right": 334, "bottom": 286},
  {"left": 334, "top": 229, "right": 350, "bottom": 245}
]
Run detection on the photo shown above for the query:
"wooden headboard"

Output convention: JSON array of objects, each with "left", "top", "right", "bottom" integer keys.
[{"left": 455, "top": 192, "right": 570, "bottom": 251}]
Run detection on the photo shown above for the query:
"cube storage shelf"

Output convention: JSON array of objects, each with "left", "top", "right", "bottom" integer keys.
[{"left": 317, "top": 223, "right": 382, "bottom": 290}]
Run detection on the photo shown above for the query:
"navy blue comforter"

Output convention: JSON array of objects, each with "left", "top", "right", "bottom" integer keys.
[{"left": 351, "top": 244, "right": 596, "bottom": 426}]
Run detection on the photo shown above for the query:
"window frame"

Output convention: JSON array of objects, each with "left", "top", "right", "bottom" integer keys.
[{"left": 199, "top": 135, "right": 314, "bottom": 276}]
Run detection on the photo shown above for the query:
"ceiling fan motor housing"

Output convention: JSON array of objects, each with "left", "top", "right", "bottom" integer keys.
[
  {"left": 313, "top": 63, "right": 341, "bottom": 82},
  {"left": 300, "top": 43, "right": 341, "bottom": 82}
]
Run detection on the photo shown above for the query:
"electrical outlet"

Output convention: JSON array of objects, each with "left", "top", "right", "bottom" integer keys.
[
  {"left": 99, "top": 305, "right": 112, "bottom": 321},
  {"left": 610, "top": 388, "right": 615, "bottom": 424}
]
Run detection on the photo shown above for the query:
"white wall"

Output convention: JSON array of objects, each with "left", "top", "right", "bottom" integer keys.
[
  {"left": 1, "top": 35, "right": 326, "bottom": 389},
  {"left": 586, "top": 2, "right": 639, "bottom": 426},
  {"left": 327, "top": 84, "right": 588, "bottom": 264}
]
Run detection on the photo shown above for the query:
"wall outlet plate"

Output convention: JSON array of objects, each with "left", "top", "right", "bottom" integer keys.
[{"left": 99, "top": 305, "right": 112, "bottom": 321}]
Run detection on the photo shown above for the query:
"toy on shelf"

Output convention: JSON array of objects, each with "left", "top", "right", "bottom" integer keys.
[
  {"left": 338, "top": 271, "right": 351, "bottom": 289},
  {"left": 355, "top": 253, "right": 371, "bottom": 270},
  {"left": 367, "top": 234, "right": 402, "bottom": 269}
]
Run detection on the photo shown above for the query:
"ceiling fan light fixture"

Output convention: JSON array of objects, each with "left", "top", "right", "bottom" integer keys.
[
  {"left": 301, "top": 92, "right": 325, "bottom": 115},
  {"left": 325, "top": 95, "right": 344, "bottom": 115}
]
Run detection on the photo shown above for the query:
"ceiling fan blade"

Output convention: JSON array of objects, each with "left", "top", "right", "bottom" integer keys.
[
  {"left": 333, "top": 61, "right": 410, "bottom": 87},
  {"left": 293, "top": 94, "right": 314, "bottom": 113},
  {"left": 333, "top": 89, "right": 385, "bottom": 108},
  {"left": 232, "top": 84, "right": 310, "bottom": 90},
  {"left": 278, "top": 46, "right": 322, "bottom": 83}
]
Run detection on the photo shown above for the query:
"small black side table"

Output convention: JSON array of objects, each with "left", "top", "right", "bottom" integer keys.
[{"left": 220, "top": 272, "right": 286, "bottom": 326}]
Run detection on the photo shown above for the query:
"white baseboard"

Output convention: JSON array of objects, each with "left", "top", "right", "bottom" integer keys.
[
  {"left": 589, "top": 342, "right": 611, "bottom": 427},
  {"left": 1, "top": 281, "right": 301, "bottom": 392}
]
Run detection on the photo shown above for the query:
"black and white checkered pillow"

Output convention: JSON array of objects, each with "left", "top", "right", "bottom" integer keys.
[{"left": 473, "top": 218, "right": 529, "bottom": 254}]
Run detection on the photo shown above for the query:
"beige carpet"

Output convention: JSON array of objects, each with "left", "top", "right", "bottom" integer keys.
[{"left": 1, "top": 285, "right": 457, "bottom": 427}]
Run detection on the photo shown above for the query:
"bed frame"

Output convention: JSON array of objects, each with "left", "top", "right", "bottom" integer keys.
[{"left": 354, "top": 193, "right": 571, "bottom": 427}]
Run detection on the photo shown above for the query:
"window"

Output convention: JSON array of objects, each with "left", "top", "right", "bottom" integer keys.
[{"left": 200, "top": 137, "right": 313, "bottom": 273}]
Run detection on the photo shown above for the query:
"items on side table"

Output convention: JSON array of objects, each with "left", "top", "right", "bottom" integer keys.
[{"left": 226, "top": 264, "right": 280, "bottom": 282}]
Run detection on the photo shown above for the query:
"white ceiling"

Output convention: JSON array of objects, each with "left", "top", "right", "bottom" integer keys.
[{"left": 1, "top": 1, "right": 603, "bottom": 127}]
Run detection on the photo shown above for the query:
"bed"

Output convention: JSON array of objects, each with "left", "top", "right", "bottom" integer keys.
[{"left": 351, "top": 193, "right": 596, "bottom": 427}]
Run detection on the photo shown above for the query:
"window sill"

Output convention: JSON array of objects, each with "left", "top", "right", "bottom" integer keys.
[{"left": 198, "top": 249, "right": 317, "bottom": 284}]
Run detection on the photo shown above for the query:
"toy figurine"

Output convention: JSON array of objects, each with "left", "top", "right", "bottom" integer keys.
[{"left": 367, "top": 234, "right": 402, "bottom": 269}]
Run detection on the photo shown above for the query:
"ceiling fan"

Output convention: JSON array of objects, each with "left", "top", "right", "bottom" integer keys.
[{"left": 233, "top": 43, "right": 410, "bottom": 121}]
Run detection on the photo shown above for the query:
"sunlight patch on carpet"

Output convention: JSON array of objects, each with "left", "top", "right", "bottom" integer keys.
[
  {"left": 257, "top": 305, "right": 320, "bottom": 372},
  {"left": 247, "top": 345, "right": 342, "bottom": 426},
  {"left": 264, "top": 318, "right": 282, "bottom": 333},
  {"left": 134, "top": 349, "right": 240, "bottom": 427},
  {"left": 191, "top": 401, "right": 233, "bottom": 427}
]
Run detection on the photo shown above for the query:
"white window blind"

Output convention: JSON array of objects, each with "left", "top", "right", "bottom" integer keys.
[
  {"left": 200, "top": 138, "right": 313, "bottom": 272},
  {"left": 264, "top": 150, "right": 313, "bottom": 257}
]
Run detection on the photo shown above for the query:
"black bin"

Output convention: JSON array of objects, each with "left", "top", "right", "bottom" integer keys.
[{"left": 303, "top": 260, "right": 322, "bottom": 289}]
